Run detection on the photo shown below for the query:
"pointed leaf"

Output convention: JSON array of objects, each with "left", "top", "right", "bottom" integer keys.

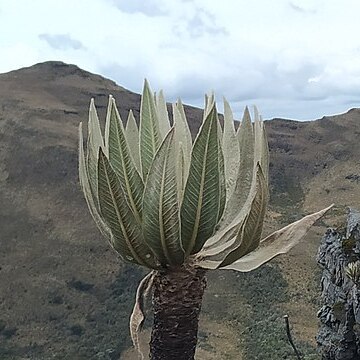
[
  {"left": 222, "top": 98, "right": 240, "bottom": 200},
  {"left": 104, "top": 95, "right": 113, "bottom": 156},
  {"left": 217, "top": 138, "right": 226, "bottom": 223},
  {"left": 139, "top": 80, "right": 161, "bottom": 179},
  {"left": 221, "top": 106, "right": 254, "bottom": 226},
  {"left": 173, "top": 100, "right": 192, "bottom": 195},
  {"left": 106, "top": 97, "right": 144, "bottom": 223},
  {"left": 143, "top": 128, "right": 184, "bottom": 265},
  {"left": 125, "top": 109, "right": 141, "bottom": 172},
  {"left": 86, "top": 99, "right": 104, "bottom": 207},
  {"left": 97, "top": 149, "right": 157, "bottom": 268},
  {"left": 196, "top": 165, "right": 264, "bottom": 266},
  {"left": 175, "top": 142, "right": 186, "bottom": 201},
  {"left": 253, "top": 106, "right": 269, "bottom": 181},
  {"left": 261, "top": 119, "right": 270, "bottom": 181},
  {"left": 79, "top": 122, "right": 112, "bottom": 241},
  {"left": 181, "top": 105, "right": 223, "bottom": 255},
  {"left": 203, "top": 92, "right": 215, "bottom": 120},
  {"left": 219, "top": 165, "right": 268, "bottom": 266},
  {"left": 156, "top": 90, "right": 171, "bottom": 139},
  {"left": 173, "top": 99, "right": 192, "bottom": 162},
  {"left": 219, "top": 204, "right": 334, "bottom": 272}
]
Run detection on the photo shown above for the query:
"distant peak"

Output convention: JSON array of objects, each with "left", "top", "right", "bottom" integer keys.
[
  {"left": 33, "top": 60, "right": 79, "bottom": 69},
  {"left": 30, "top": 60, "right": 87, "bottom": 76}
]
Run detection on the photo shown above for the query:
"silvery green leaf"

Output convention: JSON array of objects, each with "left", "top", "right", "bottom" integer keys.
[
  {"left": 175, "top": 142, "right": 186, "bottom": 201},
  {"left": 173, "top": 100, "right": 192, "bottom": 189},
  {"left": 195, "top": 165, "right": 263, "bottom": 266},
  {"left": 104, "top": 95, "right": 112, "bottom": 156},
  {"left": 181, "top": 104, "right": 223, "bottom": 255},
  {"left": 173, "top": 100, "right": 192, "bottom": 156},
  {"left": 222, "top": 97, "right": 240, "bottom": 200},
  {"left": 203, "top": 92, "right": 215, "bottom": 120},
  {"left": 217, "top": 138, "right": 226, "bottom": 223},
  {"left": 156, "top": 90, "right": 171, "bottom": 140},
  {"left": 139, "top": 79, "right": 161, "bottom": 179},
  {"left": 253, "top": 106, "right": 269, "bottom": 181},
  {"left": 86, "top": 99, "right": 104, "bottom": 208},
  {"left": 106, "top": 97, "right": 144, "bottom": 223},
  {"left": 125, "top": 109, "right": 141, "bottom": 172},
  {"left": 219, "top": 204, "right": 334, "bottom": 272},
  {"left": 221, "top": 107, "right": 255, "bottom": 227},
  {"left": 219, "top": 165, "right": 268, "bottom": 267},
  {"left": 143, "top": 128, "right": 184, "bottom": 265},
  {"left": 97, "top": 149, "right": 158, "bottom": 268},
  {"left": 261, "top": 118, "right": 269, "bottom": 181},
  {"left": 79, "top": 122, "right": 112, "bottom": 241}
]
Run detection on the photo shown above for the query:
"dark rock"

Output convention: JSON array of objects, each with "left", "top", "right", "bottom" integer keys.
[
  {"left": 67, "top": 279, "right": 94, "bottom": 292},
  {"left": 69, "top": 324, "right": 84, "bottom": 336},
  {"left": 317, "top": 209, "right": 360, "bottom": 359}
]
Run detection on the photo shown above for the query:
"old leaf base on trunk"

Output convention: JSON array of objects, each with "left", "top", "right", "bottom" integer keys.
[{"left": 149, "top": 265, "right": 207, "bottom": 360}]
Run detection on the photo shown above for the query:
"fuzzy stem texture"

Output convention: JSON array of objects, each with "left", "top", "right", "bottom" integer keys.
[{"left": 149, "top": 265, "right": 207, "bottom": 360}]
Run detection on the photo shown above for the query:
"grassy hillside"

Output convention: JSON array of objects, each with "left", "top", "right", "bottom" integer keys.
[{"left": 0, "top": 61, "right": 357, "bottom": 359}]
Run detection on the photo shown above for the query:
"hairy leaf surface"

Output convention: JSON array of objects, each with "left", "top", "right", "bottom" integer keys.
[
  {"left": 125, "top": 109, "right": 141, "bottom": 172},
  {"left": 173, "top": 100, "right": 192, "bottom": 197},
  {"left": 221, "top": 107, "right": 255, "bottom": 227},
  {"left": 173, "top": 100, "right": 192, "bottom": 163},
  {"left": 156, "top": 90, "right": 171, "bottom": 140},
  {"left": 143, "top": 128, "right": 184, "bottom": 265},
  {"left": 219, "top": 165, "right": 268, "bottom": 267},
  {"left": 86, "top": 99, "right": 104, "bottom": 207},
  {"left": 253, "top": 106, "right": 269, "bottom": 181},
  {"left": 97, "top": 149, "right": 157, "bottom": 268},
  {"left": 196, "top": 165, "right": 263, "bottom": 265},
  {"left": 139, "top": 80, "right": 161, "bottom": 179},
  {"left": 79, "top": 123, "right": 112, "bottom": 241},
  {"left": 106, "top": 97, "right": 144, "bottom": 222},
  {"left": 222, "top": 97, "right": 240, "bottom": 200},
  {"left": 181, "top": 105, "right": 224, "bottom": 255},
  {"left": 219, "top": 205, "right": 334, "bottom": 271}
]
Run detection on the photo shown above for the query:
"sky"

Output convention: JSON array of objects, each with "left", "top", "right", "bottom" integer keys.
[{"left": 0, "top": 0, "right": 360, "bottom": 120}]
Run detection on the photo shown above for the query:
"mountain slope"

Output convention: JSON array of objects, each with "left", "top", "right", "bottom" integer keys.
[{"left": 0, "top": 61, "right": 358, "bottom": 359}]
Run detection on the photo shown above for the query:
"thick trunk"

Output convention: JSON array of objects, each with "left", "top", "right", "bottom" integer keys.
[{"left": 149, "top": 265, "right": 207, "bottom": 360}]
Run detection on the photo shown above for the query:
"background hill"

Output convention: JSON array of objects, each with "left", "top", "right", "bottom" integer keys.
[{"left": 1, "top": 61, "right": 359, "bottom": 359}]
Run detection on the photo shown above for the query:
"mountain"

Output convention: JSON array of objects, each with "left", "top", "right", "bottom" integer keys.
[{"left": 0, "top": 61, "right": 359, "bottom": 359}]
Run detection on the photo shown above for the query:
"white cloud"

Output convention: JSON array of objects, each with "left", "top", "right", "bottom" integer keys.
[
  {"left": 39, "top": 34, "right": 85, "bottom": 50},
  {"left": 0, "top": 0, "right": 360, "bottom": 120},
  {"left": 110, "top": 0, "right": 167, "bottom": 16}
]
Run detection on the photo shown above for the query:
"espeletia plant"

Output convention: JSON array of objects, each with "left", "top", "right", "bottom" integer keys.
[{"left": 78, "top": 80, "right": 332, "bottom": 360}]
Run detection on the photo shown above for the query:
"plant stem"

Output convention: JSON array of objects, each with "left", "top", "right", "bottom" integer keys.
[{"left": 149, "top": 265, "right": 207, "bottom": 360}]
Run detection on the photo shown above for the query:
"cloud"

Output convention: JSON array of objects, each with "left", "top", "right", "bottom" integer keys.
[
  {"left": 111, "top": 0, "right": 167, "bottom": 16},
  {"left": 187, "top": 9, "right": 227, "bottom": 37},
  {"left": 288, "top": 1, "right": 317, "bottom": 14},
  {"left": 172, "top": 6, "right": 228, "bottom": 38},
  {"left": 38, "top": 34, "right": 85, "bottom": 51},
  {"left": 1, "top": 0, "right": 360, "bottom": 120}
]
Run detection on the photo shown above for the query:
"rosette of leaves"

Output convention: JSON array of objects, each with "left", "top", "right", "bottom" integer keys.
[{"left": 79, "top": 80, "right": 332, "bottom": 360}]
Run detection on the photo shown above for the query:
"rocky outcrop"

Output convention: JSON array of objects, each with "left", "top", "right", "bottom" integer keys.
[{"left": 317, "top": 209, "right": 360, "bottom": 359}]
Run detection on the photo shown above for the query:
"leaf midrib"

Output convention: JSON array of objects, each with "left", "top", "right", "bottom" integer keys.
[
  {"left": 114, "top": 118, "right": 142, "bottom": 223},
  {"left": 186, "top": 120, "right": 212, "bottom": 255},
  {"left": 102, "top": 156, "right": 147, "bottom": 267},
  {"left": 158, "top": 141, "right": 173, "bottom": 264}
]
